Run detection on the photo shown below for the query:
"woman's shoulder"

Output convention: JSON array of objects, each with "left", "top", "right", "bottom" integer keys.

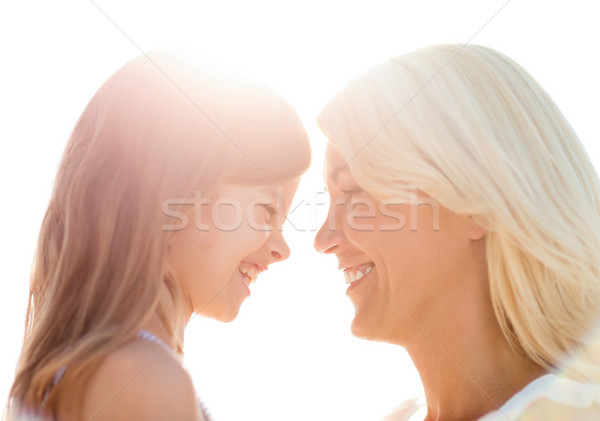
[
  {"left": 79, "top": 338, "right": 200, "bottom": 421},
  {"left": 381, "top": 376, "right": 600, "bottom": 421},
  {"left": 479, "top": 374, "right": 600, "bottom": 421}
]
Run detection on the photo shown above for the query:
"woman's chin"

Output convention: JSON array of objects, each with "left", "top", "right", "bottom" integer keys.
[
  {"left": 351, "top": 312, "right": 398, "bottom": 344},
  {"left": 350, "top": 313, "right": 374, "bottom": 340}
]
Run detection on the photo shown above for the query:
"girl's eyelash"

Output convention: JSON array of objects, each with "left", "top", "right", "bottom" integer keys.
[
  {"left": 260, "top": 205, "right": 277, "bottom": 224},
  {"left": 263, "top": 205, "right": 277, "bottom": 215}
]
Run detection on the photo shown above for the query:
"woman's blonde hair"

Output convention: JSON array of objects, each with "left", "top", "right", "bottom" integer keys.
[
  {"left": 10, "top": 51, "right": 310, "bottom": 417},
  {"left": 317, "top": 44, "right": 600, "bottom": 381}
]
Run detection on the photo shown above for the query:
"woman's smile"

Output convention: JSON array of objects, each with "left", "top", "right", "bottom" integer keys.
[{"left": 342, "top": 263, "right": 375, "bottom": 291}]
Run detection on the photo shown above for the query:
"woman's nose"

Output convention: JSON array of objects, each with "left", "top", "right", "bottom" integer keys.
[{"left": 314, "top": 215, "right": 345, "bottom": 254}]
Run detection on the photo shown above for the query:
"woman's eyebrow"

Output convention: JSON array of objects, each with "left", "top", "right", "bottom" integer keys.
[
  {"left": 330, "top": 166, "right": 342, "bottom": 183},
  {"left": 329, "top": 165, "right": 352, "bottom": 184}
]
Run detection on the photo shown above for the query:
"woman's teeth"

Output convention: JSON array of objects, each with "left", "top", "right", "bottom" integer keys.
[{"left": 344, "top": 265, "right": 373, "bottom": 285}]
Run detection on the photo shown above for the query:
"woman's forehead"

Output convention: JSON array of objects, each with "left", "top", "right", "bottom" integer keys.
[{"left": 325, "top": 144, "right": 353, "bottom": 184}]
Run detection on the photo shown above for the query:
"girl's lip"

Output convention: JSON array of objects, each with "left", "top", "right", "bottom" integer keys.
[
  {"left": 239, "top": 273, "right": 251, "bottom": 296},
  {"left": 238, "top": 261, "right": 267, "bottom": 288},
  {"left": 240, "top": 261, "right": 267, "bottom": 273}
]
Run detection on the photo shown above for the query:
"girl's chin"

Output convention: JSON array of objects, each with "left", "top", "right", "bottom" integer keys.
[
  {"left": 215, "top": 313, "right": 238, "bottom": 323},
  {"left": 197, "top": 302, "right": 243, "bottom": 323},
  {"left": 213, "top": 303, "right": 244, "bottom": 322},
  {"left": 223, "top": 297, "right": 251, "bottom": 322}
]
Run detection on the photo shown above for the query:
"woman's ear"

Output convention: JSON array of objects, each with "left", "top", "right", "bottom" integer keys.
[{"left": 467, "top": 215, "right": 487, "bottom": 240}]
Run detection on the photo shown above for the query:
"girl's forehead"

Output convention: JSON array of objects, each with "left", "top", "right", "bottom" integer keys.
[{"left": 217, "top": 178, "right": 299, "bottom": 199}]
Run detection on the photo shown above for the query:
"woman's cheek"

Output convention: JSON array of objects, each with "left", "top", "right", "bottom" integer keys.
[{"left": 378, "top": 202, "right": 408, "bottom": 231}]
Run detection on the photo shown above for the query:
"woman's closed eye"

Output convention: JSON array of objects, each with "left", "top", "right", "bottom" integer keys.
[
  {"left": 342, "top": 187, "right": 363, "bottom": 195},
  {"left": 342, "top": 186, "right": 365, "bottom": 201}
]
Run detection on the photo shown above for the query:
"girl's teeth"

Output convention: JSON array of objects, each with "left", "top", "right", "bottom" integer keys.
[
  {"left": 247, "top": 268, "right": 258, "bottom": 281},
  {"left": 240, "top": 265, "right": 259, "bottom": 283},
  {"left": 355, "top": 271, "right": 365, "bottom": 281}
]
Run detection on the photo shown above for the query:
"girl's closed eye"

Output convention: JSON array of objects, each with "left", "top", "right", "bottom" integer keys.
[{"left": 262, "top": 204, "right": 277, "bottom": 222}]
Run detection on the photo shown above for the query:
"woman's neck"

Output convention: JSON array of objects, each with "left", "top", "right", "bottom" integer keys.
[{"left": 405, "top": 308, "right": 547, "bottom": 420}]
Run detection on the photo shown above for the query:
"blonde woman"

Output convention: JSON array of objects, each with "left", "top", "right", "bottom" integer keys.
[
  {"left": 9, "top": 51, "right": 311, "bottom": 420},
  {"left": 315, "top": 44, "right": 600, "bottom": 420}
]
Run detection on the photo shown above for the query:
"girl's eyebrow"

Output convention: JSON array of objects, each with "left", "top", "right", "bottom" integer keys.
[{"left": 260, "top": 185, "right": 277, "bottom": 196}]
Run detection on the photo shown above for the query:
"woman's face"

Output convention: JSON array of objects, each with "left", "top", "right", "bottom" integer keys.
[
  {"left": 314, "top": 145, "right": 486, "bottom": 345},
  {"left": 167, "top": 177, "right": 300, "bottom": 322}
]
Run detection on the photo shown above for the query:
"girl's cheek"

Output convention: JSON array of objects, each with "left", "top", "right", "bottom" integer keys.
[
  {"left": 247, "top": 207, "right": 271, "bottom": 232},
  {"left": 211, "top": 202, "right": 244, "bottom": 231}
]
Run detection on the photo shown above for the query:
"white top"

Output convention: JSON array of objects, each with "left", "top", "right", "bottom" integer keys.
[
  {"left": 382, "top": 374, "right": 600, "bottom": 421},
  {"left": 479, "top": 374, "right": 600, "bottom": 420}
]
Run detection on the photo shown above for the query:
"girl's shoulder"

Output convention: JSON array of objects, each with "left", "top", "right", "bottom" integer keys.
[{"left": 78, "top": 337, "right": 200, "bottom": 421}]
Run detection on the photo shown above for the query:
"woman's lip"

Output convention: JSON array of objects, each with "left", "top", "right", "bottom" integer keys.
[
  {"left": 346, "top": 275, "right": 367, "bottom": 294},
  {"left": 344, "top": 264, "right": 375, "bottom": 294},
  {"left": 342, "top": 263, "right": 375, "bottom": 284},
  {"left": 338, "top": 261, "right": 374, "bottom": 271}
]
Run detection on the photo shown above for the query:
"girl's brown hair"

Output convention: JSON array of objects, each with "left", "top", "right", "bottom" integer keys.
[{"left": 10, "top": 51, "right": 310, "bottom": 418}]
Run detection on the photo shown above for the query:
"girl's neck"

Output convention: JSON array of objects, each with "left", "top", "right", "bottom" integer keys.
[{"left": 142, "top": 282, "right": 190, "bottom": 354}]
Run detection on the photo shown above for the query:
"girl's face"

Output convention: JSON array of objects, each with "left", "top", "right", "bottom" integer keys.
[
  {"left": 167, "top": 177, "right": 300, "bottom": 322},
  {"left": 314, "top": 145, "right": 486, "bottom": 345}
]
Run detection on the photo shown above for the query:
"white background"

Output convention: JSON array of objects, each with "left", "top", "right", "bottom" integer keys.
[{"left": 1, "top": 1, "right": 599, "bottom": 420}]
